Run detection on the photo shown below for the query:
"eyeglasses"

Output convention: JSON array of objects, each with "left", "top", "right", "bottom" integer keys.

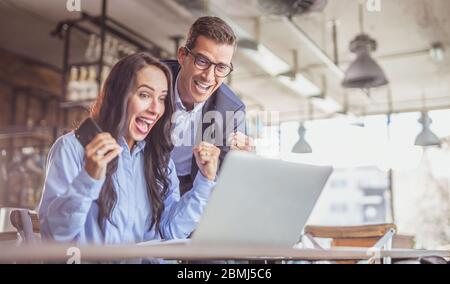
[{"left": 184, "top": 47, "right": 233, "bottom": 78}]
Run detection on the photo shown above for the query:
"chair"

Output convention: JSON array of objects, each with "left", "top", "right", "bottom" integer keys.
[
  {"left": 9, "top": 209, "right": 40, "bottom": 243},
  {"left": 0, "top": 207, "right": 19, "bottom": 243},
  {"left": 0, "top": 231, "right": 19, "bottom": 242},
  {"left": 302, "top": 223, "right": 397, "bottom": 264}
]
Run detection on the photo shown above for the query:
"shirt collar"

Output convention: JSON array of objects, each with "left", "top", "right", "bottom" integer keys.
[
  {"left": 118, "top": 136, "right": 146, "bottom": 154},
  {"left": 174, "top": 73, "right": 205, "bottom": 113},
  {"left": 134, "top": 139, "right": 146, "bottom": 153}
]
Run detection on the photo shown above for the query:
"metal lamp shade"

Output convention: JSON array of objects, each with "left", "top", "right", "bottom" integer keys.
[
  {"left": 415, "top": 129, "right": 441, "bottom": 147},
  {"left": 414, "top": 112, "right": 441, "bottom": 147},
  {"left": 342, "top": 52, "right": 389, "bottom": 88},
  {"left": 292, "top": 124, "right": 312, "bottom": 153},
  {"left": 342, "top": 34, "right": 389, "bottom": 89}
]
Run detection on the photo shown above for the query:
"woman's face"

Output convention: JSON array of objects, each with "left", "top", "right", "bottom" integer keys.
[{"left": 125, "top": 65, "right": 168, "bottom": 149}]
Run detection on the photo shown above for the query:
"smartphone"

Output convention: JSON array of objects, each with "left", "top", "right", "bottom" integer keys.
[{"left": 75, "top": 118, "right": 103, "bottom": 147}]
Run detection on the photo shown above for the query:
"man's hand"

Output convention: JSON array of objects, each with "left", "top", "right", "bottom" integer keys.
[
  {"left": 193, "top": 142, "right": 221, "bottom": 181},
  {"left": 229, "top": 132, "right": 255, "bottom": 152}
]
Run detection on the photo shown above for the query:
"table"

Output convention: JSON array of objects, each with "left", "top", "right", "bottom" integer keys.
[{"left": 1, "top": 242, "right": 449, "bottom": 263}]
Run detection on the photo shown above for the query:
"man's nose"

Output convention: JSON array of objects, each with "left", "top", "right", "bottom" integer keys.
[{"left": 201, "top": 64, "right": 216, "bottom": 81}]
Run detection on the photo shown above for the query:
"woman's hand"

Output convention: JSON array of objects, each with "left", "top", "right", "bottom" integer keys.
[
  {"left": 193, "top": 142, "right": 221, "bottom": 181},
  {"left": 84, "top": 133, "right": 122, "bottom": 180}
]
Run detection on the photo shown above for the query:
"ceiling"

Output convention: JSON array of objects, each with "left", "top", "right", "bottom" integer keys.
[{"left": 1, "top": 0, "right": 449, "bottom": 122}]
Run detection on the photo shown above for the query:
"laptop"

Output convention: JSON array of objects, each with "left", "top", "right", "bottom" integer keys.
[{"left": 190, "top": 151, "right": 333, "bottom": 247}]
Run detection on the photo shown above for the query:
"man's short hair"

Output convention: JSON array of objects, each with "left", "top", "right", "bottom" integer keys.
[{"left": 185, "top": 16, "right": 237, "bottom": 50}]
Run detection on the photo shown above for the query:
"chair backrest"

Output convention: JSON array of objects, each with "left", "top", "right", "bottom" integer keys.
[
  {"left": 303, "top": 223, "right": 399, "bottom": 264},
  {"left": 304, "top": 223, "right": 397, "bottom": 248},
  {"left": 0, "top": 231, "right": 18, "bottom": 242},
  {"left": 10, "top": 209, "right": 40, "bottom": 243},
  {"left": 0, "top": 207, "right": 18, "bottom": 242},
  {"left": 392, "top": 234, "right": 415, "bottom": 249}
]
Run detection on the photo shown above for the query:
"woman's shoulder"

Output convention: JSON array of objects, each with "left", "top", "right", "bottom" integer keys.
[
  {"left": 53, "top": 131, "right": 81, "bottom": 149},
  {"left": 49, "top": 131, "right": 84, "bottom": 161}
]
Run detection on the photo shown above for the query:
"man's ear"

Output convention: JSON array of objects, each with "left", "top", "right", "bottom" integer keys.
[{"left": 177, "top": 47, "right": 187, "bottom": 65}]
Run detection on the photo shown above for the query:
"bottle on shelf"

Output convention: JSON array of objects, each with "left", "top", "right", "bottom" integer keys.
[
  {"left": 103, "top": 35, "right": 113, "bottom": 66},
  {"left": 110, "top": 37, "right": 119, "bottom": 65},
  {"left": 85, "top": 34, "right": 98, "bottom": 62},
  {"left": 94, "top": 36, "right": 102, "bottom": 62},
  {"left": 86, "top": 66, "right": 99, "bottom": 100},
  {"left": 67, "top": 67, "right": 81, "bottom": 101},
  {"left": 78, "top": 67, "right": 89, "bottom": 101},
  {"left": 117, "top": 42, "right": 126, "bottom": 58}
]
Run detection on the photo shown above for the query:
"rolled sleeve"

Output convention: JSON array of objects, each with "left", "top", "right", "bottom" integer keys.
[
  {"left": 191, "top": 171, "right": 216, "bottom": 199},
  {"left": 72, "top": 168, "right": 105, "bottom": 200},
  {"left": 160, "top": 160, "right": 215, "bottom": 239}
]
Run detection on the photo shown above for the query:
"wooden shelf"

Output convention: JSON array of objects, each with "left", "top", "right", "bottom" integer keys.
[{"left": 60, "top": 100, "right": 95, "bottom": 109}]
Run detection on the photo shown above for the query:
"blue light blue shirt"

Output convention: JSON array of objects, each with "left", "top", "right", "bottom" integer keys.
[
  {"left": 171, "top": 74, "right": 205, "bottom": 176},
  {"left": 38, "top": 132, "right": 215, "bottom": 245}
]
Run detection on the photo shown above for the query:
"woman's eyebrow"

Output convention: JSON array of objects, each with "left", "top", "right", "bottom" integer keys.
[
  {"left": 139, "top": 84, "right": 169, "bottom": 95},
  {"left": 137, "top": 84, "right": 155, "bottom": 91}
]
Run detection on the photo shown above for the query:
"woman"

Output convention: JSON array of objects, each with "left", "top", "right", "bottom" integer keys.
[{"left": 38, "top": 53, "right": 220, "bottom": 244}]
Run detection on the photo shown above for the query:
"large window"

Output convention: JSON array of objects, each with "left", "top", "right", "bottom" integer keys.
[{"left": 253, "top": 110, "right": 450, "bottom": 248}]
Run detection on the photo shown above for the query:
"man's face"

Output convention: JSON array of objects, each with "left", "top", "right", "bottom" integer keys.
[{"left": 177, "top": 35, "right": 234, "bottom": 108}]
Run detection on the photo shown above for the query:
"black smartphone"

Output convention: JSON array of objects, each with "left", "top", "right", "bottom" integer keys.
[{"left": 75, "top": 118, "right": 103, "bottom": 147}]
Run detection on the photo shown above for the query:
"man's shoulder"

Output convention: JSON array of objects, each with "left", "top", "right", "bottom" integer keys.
[
  {"left": 161, "top": 60, "right": 180, "bottom": 76},
  {"left": 215, "top": 83, "right": 245, "bottom": 111}
]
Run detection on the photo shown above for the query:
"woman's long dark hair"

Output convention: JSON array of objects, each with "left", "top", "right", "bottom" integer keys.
[{"left": 90, "top": 52, "right": 174, "bottom": 237}]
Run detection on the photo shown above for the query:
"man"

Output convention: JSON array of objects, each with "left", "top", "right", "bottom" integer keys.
[{"left": 164, "top": 16, "right": 254, "bottom": 195}]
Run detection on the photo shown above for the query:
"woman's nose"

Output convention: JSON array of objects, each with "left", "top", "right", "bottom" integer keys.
[{"left": 147, "top": 98, "right": 161, "bottom": 114}]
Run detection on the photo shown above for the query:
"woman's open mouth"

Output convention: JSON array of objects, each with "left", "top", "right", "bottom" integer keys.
[{"left": 135, "top": 116, "right": 155, "bottom": 135}]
